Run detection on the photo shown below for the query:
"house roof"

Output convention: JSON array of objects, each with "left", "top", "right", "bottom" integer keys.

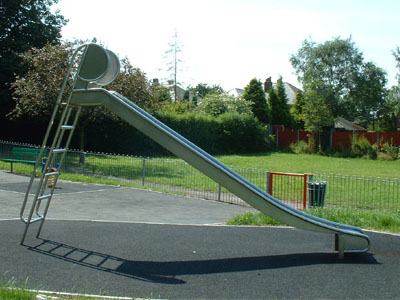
[
  {"left": 228, "top": 81, "right": 301, "bottom": 105},
  {"left": 335, "top": 116, "right": 367, "bottom": 131}
]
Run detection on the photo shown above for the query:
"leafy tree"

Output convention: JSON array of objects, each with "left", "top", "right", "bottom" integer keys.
[
  {"left": 394, "top": 46, "right": 400, "bottom": 80},
  {"left": 0, "top": 0, "right": 66, "bottom": 119},
  {"left": 390, "top": 47, "right": 400, "bottom": 130},
  {"left": 290, "top": 37, "right": 387, "bottom": 127},
  {"left": 300, "top": 83, "right": 334, "bottom": 149},
  {"left": 243, "top": 78, "right": 270, "bottom": 124},
  {"left": 270, "top": 77, "right": 295, "bottom": 128},
  {"left": 194, "top": 83, "right": 224, "bottom": 98},
  {"left": 183, "top": 83, "right": 224, "bottom": 103},
  {"left": 346, "top": 62, "right": 387, "bottom": 129},
  {"left": 9, "top": 41, "right": 153, "bottom": 149},
  {"left": 196, "top": 93, "right": 253, "bottom": 117},
  {"left": 150, "top": 80, "right": 172, "bottom": 104}
]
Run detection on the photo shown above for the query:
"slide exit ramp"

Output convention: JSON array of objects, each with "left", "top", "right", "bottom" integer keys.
[{"left": 22, "top": 44, "right": 370, "bottom": 259}]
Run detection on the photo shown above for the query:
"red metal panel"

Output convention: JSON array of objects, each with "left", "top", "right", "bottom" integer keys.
[{"left": 269, "top": 172, "right": 311, "bottom": 209}]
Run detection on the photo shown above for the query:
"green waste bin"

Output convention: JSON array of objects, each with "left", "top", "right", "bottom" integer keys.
[{"left": 308, "top": 181, "right": 327, "bottom": 207}]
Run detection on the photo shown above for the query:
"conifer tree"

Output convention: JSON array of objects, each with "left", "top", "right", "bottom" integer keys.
[{"left": 243, "top": 78, "right": 270, "bottom": 124}]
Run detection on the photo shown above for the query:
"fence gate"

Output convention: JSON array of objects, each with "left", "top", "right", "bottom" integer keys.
[{"left": 267, "top": 172, "right": 312, "bottom": 209}]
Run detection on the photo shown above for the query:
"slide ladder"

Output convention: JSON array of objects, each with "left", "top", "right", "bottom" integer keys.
[
  {"left": 20, "top": 43, "right": 371, "bottom": 258},
  {"left": 18, "top": 46, "right": 88, "bottom": 244}
]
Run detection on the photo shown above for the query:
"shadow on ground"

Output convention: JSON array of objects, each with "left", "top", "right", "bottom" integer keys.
[{"left": 26, "top": 239, "right": 379, "bottom": 285}]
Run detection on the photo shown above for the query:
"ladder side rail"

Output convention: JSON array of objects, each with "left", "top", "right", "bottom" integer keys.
[
  {"left": 20, "top": 46, "right": 87, "bottom": 222},
  {"left": 36, "top": 107, "right": 82, "bottom": 238},
  {"left": 33, "top": 107, "right": 79, "bottom": 222},
  {"left": 20, "top": 105, "right": 72, "bottom": 223},
  {"left": 33, "top": 107, "right": 75, "bottom": 219},
  {"left": 20, "top": 45, "right": 90, "bottom": 244}
]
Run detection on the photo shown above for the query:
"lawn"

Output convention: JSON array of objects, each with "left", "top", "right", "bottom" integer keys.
[
  {"left": 216, "top": 152, "right": 400, "bottom": 178},
  {"left": 226, "top": 208, "right": 400, "bottom": 233},
  {"left": 1, "top": 151, "right": 399, "bottom": 211}
]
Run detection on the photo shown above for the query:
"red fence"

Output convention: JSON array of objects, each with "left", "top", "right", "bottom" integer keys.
[{"left": 274, "top": 129, "right": 400, "bottom": 150}]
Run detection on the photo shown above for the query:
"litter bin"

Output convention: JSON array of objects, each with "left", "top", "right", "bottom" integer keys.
[{"left": 308, "top": 181, "right": 327, "bottom": 207}]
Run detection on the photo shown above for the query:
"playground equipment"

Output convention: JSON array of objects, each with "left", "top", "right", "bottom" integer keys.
[{"left": 20, "top": 44, "right": 370, "bottom": 259}]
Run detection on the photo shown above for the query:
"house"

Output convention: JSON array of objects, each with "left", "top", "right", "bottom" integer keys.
[
  {"left": 153, "top": 78, "right": 196, "bottom": 102},
  {"left": 227, "top": 77, "right": 301, "bottom": 105},
  {"left": 334, "top": 116, "right": 367, "bottom": 131}
]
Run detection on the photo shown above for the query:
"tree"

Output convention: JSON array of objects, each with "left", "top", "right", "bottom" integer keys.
[
  {"left": 387, "top": 46, "right": 400, "bottom": 130},
  {"left": 290, "top": 90, "right": 305, "bottom": 129},
  {"left": 9, "top": 41, "right": 153, "bottom": 149},
  {"left": 394, "top": 47, "right": 400, "bottom": 81},
  {"left": 290, "top": 37, "right": 387, "bottom": 127},
  {"left": 243, "top": 78, "right": 270, "bottom": 124},
  {"left": 163, "top": 30, "right": 183, "bottom": 101},
  {"left": 270, "top": 77, "right": 295, "bottom": 128},
  {"left": 346, "top": 62, "right": 387, "bottom": 129},
  {"left": 300, "top": 83, "right": 334, "bottom": 150},
  {"left": 0, "top": 0, "right": 66, "bottom": 120},
  {"left": 188, "top": 83, "right": 223, "bottom": 100},
  {"left": 196, "top": 93, "right": 253, "bottom": 117}
]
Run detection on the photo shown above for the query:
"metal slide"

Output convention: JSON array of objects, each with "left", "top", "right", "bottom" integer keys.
[
  {"left": 21, "top": 43, "right": 370, "bottom": 258},
  {"left": 69, "top": 87, "right": 371, "bottom": 259}
]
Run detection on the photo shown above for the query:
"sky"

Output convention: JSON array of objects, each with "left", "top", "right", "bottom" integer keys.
[{"left": 52, "top": 0, "right": 400, "bottom": 91}]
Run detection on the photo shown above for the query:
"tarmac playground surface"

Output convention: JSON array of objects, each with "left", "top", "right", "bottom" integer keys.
[{"left": 1, "top": 170, "right": 400, "bottom": 299}]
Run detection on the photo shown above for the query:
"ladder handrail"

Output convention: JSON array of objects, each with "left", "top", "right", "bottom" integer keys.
[{"left": 19, "top": 43, "right": 91, "bottom": 244}]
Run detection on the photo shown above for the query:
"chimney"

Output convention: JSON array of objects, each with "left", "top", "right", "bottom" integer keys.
[{"left": 264, "top": 77, "right": 272, "bottom": 92}]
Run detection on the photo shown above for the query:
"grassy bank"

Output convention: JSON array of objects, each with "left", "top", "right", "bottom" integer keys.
[{"left": 226, "top": 208, "right": 400, "bottom": 233}]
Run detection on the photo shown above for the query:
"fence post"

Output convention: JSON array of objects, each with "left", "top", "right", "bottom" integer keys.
[
  {"left": 142, "top": 158, "right": 146, "bottom": 185},
  {"left": 266, "top": 171, "right": 271, "bottom": 193},
  {"left": 276, "top": 131, "right": 279, "bottom": 148},
  {"left": 377, "top": 132, "right": 380, "bottom": 146},
  {"left": 218, "top": 184, "right": 221, "bottom": 202},
  {"left": 81, "top": 151, "right": 86, "bottom": 174}
]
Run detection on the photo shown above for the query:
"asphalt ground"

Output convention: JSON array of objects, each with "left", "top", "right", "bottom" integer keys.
[{"left": 1, "top": 170, "right": 400, "bottom": 299}]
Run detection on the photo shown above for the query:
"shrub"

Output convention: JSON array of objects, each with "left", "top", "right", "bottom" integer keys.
[
  {"left": 196, "top": 93, "right": 254, "bottom": 117},
  {"left": 350, "top": 134, "right": 376, "bottom": 159},
  {"left": 289, "top": 140, "right": 314, "bottom": 154},
  {"left": 378, "top": 140, "right": 399, "bottom": 160},
  {"left": 217, "top": 112, "right": 269, "bottom": 153}
]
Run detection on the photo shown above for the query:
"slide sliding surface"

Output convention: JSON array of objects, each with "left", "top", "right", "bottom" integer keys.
[{"left": 71, "top": 88, "right": 370, "bottom": 257}]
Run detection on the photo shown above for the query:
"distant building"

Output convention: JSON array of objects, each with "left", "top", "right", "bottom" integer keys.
[
  {"left": 226, "top": 88, "right": 244, "bottom": 98},
  {"left": 335, "top": 116, "right": 367, "bottom": 131},
  {"left": 227, "top": 77, "right": 301, "bottom": 105},
  {"left": 153, "top": 79, "right": 196, "bottom": 102}
]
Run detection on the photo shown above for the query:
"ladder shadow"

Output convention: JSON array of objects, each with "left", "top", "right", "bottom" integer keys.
[{"left": 26, "top": 239, "right": 379, "bottom": 285}]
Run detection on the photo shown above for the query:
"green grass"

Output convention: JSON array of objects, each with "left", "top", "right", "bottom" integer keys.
[
  {"left": 226, "top": 208, "right": 400, "bottom": 233},
  {"left": 0, "top": 286, "right": 35, "bottom": 300},
  {"left": 1, "top": 151, "right": 399, "bottom": 211},
  {"left": 216, "top": 152, "right": 400, "bottom": 178}
]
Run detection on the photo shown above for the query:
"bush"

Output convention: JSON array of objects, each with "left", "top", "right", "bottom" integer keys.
[
  {"left": 196, "top": 93, "right": 253, "bottom": 117},
  {"left": 350, "top": 134, "right": 377, "bottom": 159},
  {"left": 378, "top": 140, "right": 399, "bottom": 160},
  {"left": 217, "top": 112, "right": 269, "bottom": 153},
  {"left": 289, "top": 140, "right": 314, "bottom": 154}
]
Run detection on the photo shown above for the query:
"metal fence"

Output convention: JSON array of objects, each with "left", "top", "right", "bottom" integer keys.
[{"left": 1, "top": 140, "right": 399, "bottom": 211}]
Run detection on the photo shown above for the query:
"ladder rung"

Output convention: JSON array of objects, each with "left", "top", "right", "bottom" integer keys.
[
  {"left": 38, "top": 194, "right": 52, "bottom": 201},
  {"left": 61, "top": 125, "right": 75, "bottom": 130},
  {"left": 53, "top": 148, "right": 67, "bottom": 153},
  {"left": 21, "top": 216, "right": 44, "bottom": 224},
  {"left": 45, "top": 171, "right": 60, "bottom": 176}
]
